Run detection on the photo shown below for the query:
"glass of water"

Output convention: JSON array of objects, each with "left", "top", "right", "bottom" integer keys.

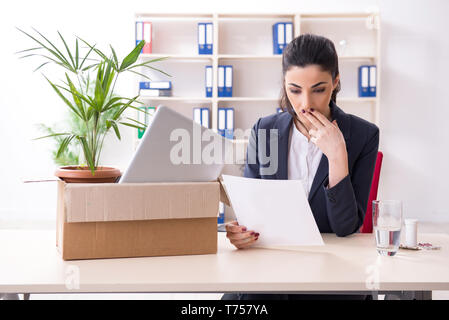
[{"left": 372, "top": 200, "right": 403, "bottom": 256}]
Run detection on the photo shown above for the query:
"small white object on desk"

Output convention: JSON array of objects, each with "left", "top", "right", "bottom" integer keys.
[{"left": 405, "top": 218, "right": 418, "bottom": 247}]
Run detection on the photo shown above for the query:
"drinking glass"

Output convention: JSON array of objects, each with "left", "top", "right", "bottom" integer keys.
[{"left": 372, "top": 200, "right": 403, "bottom": 256}]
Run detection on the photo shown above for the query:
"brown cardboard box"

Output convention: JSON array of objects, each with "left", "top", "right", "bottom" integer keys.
[{"left": 56, "top": 180, "right": 225, "bottom": 260}]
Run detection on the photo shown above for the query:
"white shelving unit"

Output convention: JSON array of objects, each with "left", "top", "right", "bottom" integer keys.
[{"left": 133, "top": 12, "right": 381, "bottom": 147}]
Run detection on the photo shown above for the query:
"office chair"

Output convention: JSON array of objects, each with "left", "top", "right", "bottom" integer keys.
[{"left": 360, "top": 151, "right": 383, "bottom": 234}]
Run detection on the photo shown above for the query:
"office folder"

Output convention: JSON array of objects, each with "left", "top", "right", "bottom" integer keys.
[
  {"left": 193, "top": 108, "right": 202, "bottom": 125},
  {"left": 218, "top": 202, "right": 225, "bottom": 225},
  {"left": 273, "top": 22, "right": 293, "bottom": 54},
  {"left": 205, "top": 23, "right": 213, "bottom": 54},
  {"left": 218, "top": 108, "right": 226, "bottom": 137},
  {"left": 139, "top": 81, "right": 172, "bottom": 90},
  {"left": 139, "top": 89, "right": 172, "bottom": 97},
  {"left": 225, "top": 108, "right": 234, "bottom": 139},
  {"left": 285, "top": 22, "right": 293, "bottom": 45},
  {"left": 224, "top": 65, "right": 233, "bottom": 97},
  {"left": 135, "top": 22, "right": 143, "bottom": 50},
  {"left": 198, "top": 23, "right": 206, "bottom": 54},
  {"left": 358, "top": 65, "right": 370, "bottom": 97},
  {"left": 137, "top": 106, "right": 146, "bottom": 139},
  {"left": 218, "top": 66, "right": 225, "bottom": 97},
  {"left": 201, "top": 108, "right": 210, "bottom": 128},
  {"left": 137, "top": 106, "right": 156, "bottom": 139},
  {"left": 143, "top": 22, "right": 152, "bottom": 54},
  {"left": 205, "top": 66, "right": 213, "bottom": 97},
  {"left": 369, "top": 65, "right": 377, "bottom": 97}
]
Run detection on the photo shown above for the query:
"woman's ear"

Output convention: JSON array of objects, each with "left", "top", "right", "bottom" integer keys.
[{"left": 333, "top": 75, "right": 340, "bottom": 89}]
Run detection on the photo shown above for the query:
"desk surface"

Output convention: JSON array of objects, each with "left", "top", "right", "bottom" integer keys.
[{"left": 0, "top": 230, "right": 448, "bottom": 293}]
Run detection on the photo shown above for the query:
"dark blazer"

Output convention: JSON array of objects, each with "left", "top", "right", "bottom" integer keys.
[{"left": 244, "top": 100, "right": 379, "bottom": 237}]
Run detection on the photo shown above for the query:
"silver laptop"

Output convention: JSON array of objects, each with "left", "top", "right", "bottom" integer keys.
[{"left": 119, "top": 106, "right": 231, "bottom": 183}]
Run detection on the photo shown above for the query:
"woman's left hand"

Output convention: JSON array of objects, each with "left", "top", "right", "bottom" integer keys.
[{"left": 303, "top": 109, "right": 347, "bottom": 161}]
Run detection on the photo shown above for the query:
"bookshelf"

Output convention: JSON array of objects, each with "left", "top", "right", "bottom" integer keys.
[{"left": 133, "top": 12, "right": 381, "bottom": 148}]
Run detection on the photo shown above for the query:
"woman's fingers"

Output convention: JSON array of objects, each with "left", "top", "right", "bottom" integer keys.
[
  {"left": 303, "top": 110, "right": 326, "bottom": 128},
  {"left": 232, "top": 236, "right": 258, "bottom": 249},
  {"left": 225, "top": 221, "right": 246, "bottom": 233}
]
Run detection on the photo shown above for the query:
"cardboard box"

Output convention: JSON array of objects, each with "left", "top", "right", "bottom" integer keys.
[{"left": 56, "top": 180, "right": 226, "bottom": 260}]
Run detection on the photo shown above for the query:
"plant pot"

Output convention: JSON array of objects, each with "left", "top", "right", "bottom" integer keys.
[{"left": 55, "top": 166, "right": 121, "bottom": 183}]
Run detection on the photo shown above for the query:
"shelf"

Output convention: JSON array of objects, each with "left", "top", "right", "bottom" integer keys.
[
  {"left": 218, "top": 97, "right": 279, "bottom": 102},
  {"left": 138, "top": 96, "right": 212, "bottom": 103},
  {"left": 139, "top": 54, "right": 212, "bottom": 61},
  {"left": 339, "top": 55, "right": 376, "bottom": 60},
  {"left": 300, "top": 12, "right": 378, "bottom": 19},
  {"left": 218, "top": 54, "right": 282, "bottom": 60},
  {"left": 338, "top": 97, "right": 377, "bottom": 103}
]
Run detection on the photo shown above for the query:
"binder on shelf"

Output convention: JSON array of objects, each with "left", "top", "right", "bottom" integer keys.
[
  {"left": 137, "top": 106, "right": 156, "bottom": 139},
  {"left": 139, "top": 81, "right": 172, "bottom": 90},
  {"left": 369, "top": 65, "right": 377, "bottom": 97},
  {"left": 205, "top": 23, "right": 213, "bottom": 54},
  {"left": 139, "top": 89, "right": 172, "bottom": 97},
  {"left": 224, "top": 65, "right": 233, "bottom": 97},
  {"left": 218, "top": 66, "right": 225, "bottom": 97},
  {"left": 218, "top": 202, "right": 225, "bottom": 225},
  {"left": 358, "top": 65, "right": 370, "bottom": 97},
  {"left": 198, "top": 23, "right": 206, "bottom": 54},
  {"left": 193, "top": 107, "right": 210, "bottom": 128},
  {"left": 193, "top": 108, "right": 202, "bottom": 125},
  {"left": 205, "top": 66, "right": 213, "bottom": 98},
  {"left": 201, "top": 107, "right": 210, "bottom": 128},
  {"left": 218, "top": 108, "right": 226, "bottom": 137},
  {"left": 198, "top": 23, "right": 212, "bottom": 55},
  {"left": 225, "top": 108, "right": 234, "bottom": 139},
  {"left": 137, "top": 106, "right": 146, "bottom": 139},
  {"left": 143, "top": 22, "right": 152, "bottom": 54},
  {"left": 135, "top": 21, "right": 143, "bottom": 50},
  {"left": 272, "top": 22, "right": 293, "bottom": 54}
]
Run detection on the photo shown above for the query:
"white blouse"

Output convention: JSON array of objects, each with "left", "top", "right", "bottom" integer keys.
[{"left": 287, "top": 123, "right": 323, "bottom": 198}]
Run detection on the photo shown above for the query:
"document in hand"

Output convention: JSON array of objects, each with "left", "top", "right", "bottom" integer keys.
[{"left": 221, "top": 175, "right": 324, "bottom": 247}]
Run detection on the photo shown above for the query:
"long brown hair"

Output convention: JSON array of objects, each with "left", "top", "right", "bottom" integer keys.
[{"left": 279, "top": 33, "right": 341, "bottom": 116}]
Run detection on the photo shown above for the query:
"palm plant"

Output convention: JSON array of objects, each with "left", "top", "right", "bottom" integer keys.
[{"left": 17, "top": 28, "right": 169, "bottom": 174}]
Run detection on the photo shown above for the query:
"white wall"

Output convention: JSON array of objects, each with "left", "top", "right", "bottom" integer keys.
[{"left": 0, "top": 0, "right": 448, "bottom": 227}]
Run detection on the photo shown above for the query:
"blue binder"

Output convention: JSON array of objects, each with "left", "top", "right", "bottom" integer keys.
[
  {"left": 272, "top": 22, "right": 293, "bottom": 54},
  {"left": 205, "top": 23, "right": 213, "bottom": 54},
  {"left": 135, "top": 21, "right": 143, "bottom": 52},
  {"left": 205, "top": 66, "right": 212, "bottom": 97},
  {"left": 358, "top": 65, "right": 370, "bottom": 97},
  {"left": 369, "top": 65, "right": 377, "bottom": 97},
  {"left": 139, "top": 81, "right": 172, "bottom": 90},
  {"left": 198, "top": 23, "right": 206, "bottom": 54},
  {"left": 193, "top": 107, "right": 201, "bottom": 125},
  {"left": 218, "top": 108, "right": 226, "bottom": 137},
  {"left": 224, "top": 108, "right": 234, "bottom": 139},
  {"left": 218, "top": 66, "right": 225, "bottom": 97},
  {"left": 224, "top": 65, "right": 233, "bottom": 97},
  {"left": 201, "top": 107, "right": 210, "bottom": 128},
  {"left": 198, "top": 23, "right": 213, "bottom": 55},
  {"left": 218, "top": 202, "right": 225, "bottom": 225}
]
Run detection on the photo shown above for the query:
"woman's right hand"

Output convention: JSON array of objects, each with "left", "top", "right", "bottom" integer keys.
[{"left": 225, "top": 220, "right": 259, "bottom": 249}]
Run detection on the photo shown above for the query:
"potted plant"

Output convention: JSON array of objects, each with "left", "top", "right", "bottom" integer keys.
[{"left": 17, "top": 28, "right": 169, "bottom": 182}]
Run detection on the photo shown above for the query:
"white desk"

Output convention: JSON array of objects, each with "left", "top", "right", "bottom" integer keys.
[{"left": 0, "top": 230, "right": 448, "bottom": 296}]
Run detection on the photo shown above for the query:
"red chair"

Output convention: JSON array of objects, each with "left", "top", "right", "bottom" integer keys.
[{"left": 360, "top": 151, "right": 383, "bottom": 233}]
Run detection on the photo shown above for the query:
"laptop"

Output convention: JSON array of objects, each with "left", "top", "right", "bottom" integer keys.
[{"left": 119, "top": 106, "right": 231, "bottom": 183}]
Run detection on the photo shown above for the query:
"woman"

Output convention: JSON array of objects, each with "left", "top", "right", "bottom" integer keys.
[{"left": 222, "top": 34, "right": 379, "bottom": 300}]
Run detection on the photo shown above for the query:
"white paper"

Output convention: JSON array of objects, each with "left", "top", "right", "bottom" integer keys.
[{"left": 221, "top": 175, "right": 324, "bottom": 247}]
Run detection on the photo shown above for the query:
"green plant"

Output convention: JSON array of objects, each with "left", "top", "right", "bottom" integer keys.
[{"left": 17, "top": 28, "right": 170, "bottom": 174}]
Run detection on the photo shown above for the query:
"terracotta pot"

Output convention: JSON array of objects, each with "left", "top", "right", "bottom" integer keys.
[{"left": 55, "top": 166, "right": 121, "bottom": 183}]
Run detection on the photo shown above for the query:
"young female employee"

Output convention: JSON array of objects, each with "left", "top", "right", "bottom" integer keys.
[{"left": 222, "top": 34, "right": 379, "bottom": 300}]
